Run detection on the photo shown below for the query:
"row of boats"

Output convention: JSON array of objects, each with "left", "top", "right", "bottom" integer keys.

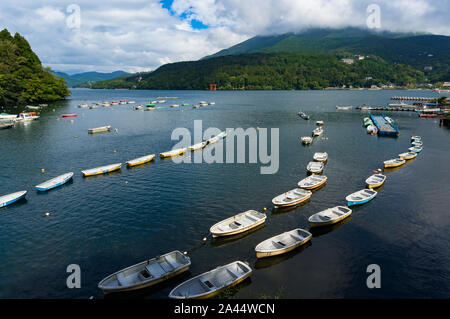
[
  {"left": 383, "top": 136, "right": 423, "bottom": 168},
  {"left": 301, "top": 120, "right": 324, "bottom": 145},
  {"left": 78, "top": 100, "right": 136, "bottom": 108}
]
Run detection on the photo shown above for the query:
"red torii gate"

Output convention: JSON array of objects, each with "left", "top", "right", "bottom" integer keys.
[{"left": 209, "top": 84, "right": 217, "bottom": 91}]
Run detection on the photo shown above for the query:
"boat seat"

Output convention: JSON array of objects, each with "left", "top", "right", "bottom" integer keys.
[
  {"left": 159, "top": 260, "right": 174, "bottom": 273},
  {"left": 319, "top": 215, "right": 331, "bottom": 221},
  {"left": 229, "top": 222, "right": 239, "bottom": 229},
  {"left": 199, "top": 279, "right": 214, "bottom": 291},
  {"left": 290, "top": 234, "right": 303, "bottom": 242},
  {"left": 116, "top": 273, "right": 129, "bottom": 287},
  {"left": 165, "top": 255, "right": 180, "bottom": 268},
  {"left": 245, "top": 215, "right": 258, "bottom": 222},
  {"left": 271, "top": 241, "right": 285, "bottom": 249},
  {"left": 145, "top": 263, "right": 166, "bottom": 278},
  {"left": 226, "top": 268, "right": 241, "bottom": 279}
]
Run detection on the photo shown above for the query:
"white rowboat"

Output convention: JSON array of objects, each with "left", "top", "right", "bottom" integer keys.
[
  {"left": 308, "top": 206, "right": 352, "bottom": 227},
  {"left": 365, "top": 174, "right": 386, "bottom": 189},
  {"left": 313, "top": 152, "right": 328, "bottom": 162},
  {"left": 188, "top": 141, "right": 207, "bottom": 151},
  {"left": 272, "top": 188, "right": 312, "bottom": 207},
  {"left": 126, "top": 154, "right": 155, "bottom": 167},
  {"left": 35, "top": 172, "right": 74, "bottom": 191},
  {"left": 255, "top": 228, "right": 312, "bottom": 258},
  {"left": 210, "top": 210, "right": 266, "bottom": 238},
  {"left": 0, "top": 191, "right": 27, "bottom": 208},
  {"left": 82, "top": 163, "right": 122, "bottom": 176},
  {"left": 298, "top": 175, "right": 327, "bottom": 189},
  {"left": 307, "top": 161, "right": 324, "bottom": 174}
]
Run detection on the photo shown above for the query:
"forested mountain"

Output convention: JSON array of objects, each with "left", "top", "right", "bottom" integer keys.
[
  {"left": 53, "top": 71, "right": 129, "bottom": 87},
  {"left": 0, "top": 29, "right": 70, "bottom": 106}
]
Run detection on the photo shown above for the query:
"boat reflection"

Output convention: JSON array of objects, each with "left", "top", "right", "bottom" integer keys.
[
  {"left": 271, "top": 198, "right": 311, "bottom": 216},
  {"left": 254, "top": 241, "right": 312, "bottom": 270},
  {"left": 209, "top": 224, "right": 266, "bottom": 248},
  {"left": 212, "top": 277, "right": 252, "bottom": 299},
  {"left": 82, "top": 169, "right": 122, "bottom": 180},
  {"left": 309, "top": 216, "right": 352, "bottom": 238}
]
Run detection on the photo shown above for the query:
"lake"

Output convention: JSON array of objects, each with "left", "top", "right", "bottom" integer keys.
[{"left": 1, "top": 89, "right": 449, "bottom": 298}]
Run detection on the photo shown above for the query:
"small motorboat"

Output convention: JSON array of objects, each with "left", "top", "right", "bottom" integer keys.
[
  {"left": 160, "top": 148, "right": 186, "bottom": 158},
  {"left": 15, "top": 113, "right": 39, "bottom": 122},
  {"left": 0, "top": 113, "right": 18, "bottom": 120},
  {"left": 192, "top": 105, "right": 199, "bottom": 109},
  {"left": 398, "top": 152, "right": 417, "bottom": 160},
  {"left": 313, "top": 152, "right": 328, "bottom": 162},
  {"left": 272, "top": 188, "right": 312, "bottom": 208},
  {"left": 81, "top": 163, "right": 122, "bottom": 177},
  {"left": 316, "top": 120, "right": 324, "bottom": 126},
  {"left": 345, "top": 189, "right": 377, "bottom": 206},
  {"left": 298, "top": 175, "right": 327, "bottom": 190},
  {"left": 301, "top": 136, "right": 313, "bottom": 145},
  {"left": 384, "top": 158, "right": 406, "bottom": 168},
  {"left": 99, "top": 251, "right": 191, "bottom": 294},
  {"left": 0, "top": 190, "right": 27, "bottom": 208},
  {"left": 210, "top": 210, "right": 266, "bottom": 238},
  {"left": 35, "top": 172, "right": 74, "bottom": 191},
  {"left": 169, "top": 261, "right": 252, "bottom": 299},
  {"left": 88, "top": 126, "right": 111, "bottom": 134},
  {"left": 384, "top": 116, "right": 394, "bottom": 124},
  {"left": 134, "top": 105, "right": 143, "bottom": 110},
  {"left": 61, "top": 114, "right": 77, "bottom": 118},
  {"left": 188, "top": 141, "right": 207, "bottom": 151},
  {"left": 26, "top": 105, "right": 41, "bottom": 110},
  {"left": 128, "top": 101, "right": 136, "bottom": 104},
  {"left": 255, "top": 229, "right": 312, "bottom": 258},
  {"left": 312, "top": 127, "right": 323, "bottom": 137},
  {"left": 408, "top": 146, "right": 423, "bottom": 153},
  {"left": 365, "top": 174, "right": 386, "bottom": 189},
  {"left": 126, "top": 154, "right": 155, "bottom": 167},
  {"left": 308, "top": 206, "right": 352, "bottom": 227},
  {"left": 307, "top": 161, "right": 324, "bottom": 174}
]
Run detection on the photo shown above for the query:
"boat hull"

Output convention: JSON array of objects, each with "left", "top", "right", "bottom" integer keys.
[
  {"left": 82, "top": 164, "right": 122, "bottom": 176},
  {"left": 0, "top": 191, "right": 27, "bottom": 208},
  {"left": 160, "top": 148, "right": 186, "bottom": 158},
  {"left": 126, "top": 154, "right": 155, "bottom": 167},
  {"left": 347, "top": 195, "right": 376, "bottom": 207},
  {"left": 35, "top": 173, "right": 74, "bottom": 191}
]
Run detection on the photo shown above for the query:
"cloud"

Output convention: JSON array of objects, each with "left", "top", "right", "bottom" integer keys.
[{"left": 0, "top": 0, "right": 448, "bottom": 73}]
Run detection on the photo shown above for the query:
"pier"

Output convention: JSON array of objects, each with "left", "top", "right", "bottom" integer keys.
[
  {"left": 391, "top": 96, "right": 435, "bottom": 101},
  {"left": 370, "top": 114, "right": 399, "bottom": 136}
]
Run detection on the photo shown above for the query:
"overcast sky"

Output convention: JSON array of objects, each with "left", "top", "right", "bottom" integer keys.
[{"left": 0, "top": 0, "right": 448, "bottom": 74}]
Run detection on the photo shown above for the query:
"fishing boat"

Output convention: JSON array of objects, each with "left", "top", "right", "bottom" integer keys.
[
  {"left": 365, "top": 174, "right": 386, "bottom": 189},
  {"left": 307, "top": 161, "right": 324, "bottom": 174},
  {"left": 336, "top": 106, "right": 352, "bottom": 110},
  {"left": 411, "top": 141, "right": 423, "bottom": 146},
  {"left": 0, "top": 119, "right": 14, "bottom": 129},
  {"left": 313, "top": 152, "right": 328, "bottom": 162},
  {"left": 384, "top": 158, "right": 406, "bottom": 168},
  {"left": 301, "top": 136, "right": 313, "bottom": 145},
  {"left": 99, "top": 250, "right": 191, "bottom": 294},
  {"left": 398, "top": 152, "right": 417, "bottom": 160},
  {"left": 15, "top": 113, "right": 39, "bottom": 122},
  {"left": 188, "top": 141, "right": 207, "bottom": 151},
  {"left": 210, "top": 210, "right": 266, "bottom": 238},
  {"left": 298, "top": 175, "right": 327, "bottom": 190},
  {"left": 408, "top": 146, "right": 423, "bottom": 153},
  {"left": 308, "top": 206, "right": 352, "bottom": 227},
  {"left": 367, "top": 125, "right": 378, "bottom": 135},
  {"left": 0, "top": 191, "right": 27, "bottom": 208},
  {"left": 35, "top": 172, "right": 74, "bottom": 191},
  {"left": 160, "top": 147, "right": 186, "bottom": 158},
  {"left": 312, "top": 127, "right": 323, "bottom": 136},
  {"left": 126, "top": 154, "right": 155, "bottom": 167},
  {"left": 272, "top": 188, "right": 312, "bottom": 208},
  {"left": 316, "top": 120, "right": 324, "bottom": 126},
  {"left": 169, "top": 261, "right": 252, "bottom": 299},
  {"left": 61, "top": 114, "right": 77, "bottom": 118},
  {"left": 345, "top": 189, "right": 377, "bottom": 206},
  {"left": 255, "top": 229, "right": 312, "bottom": 258},
  {"left": 88, "top": 126, "right": 111, "bottom": 134},
  {"left": 81, "top": 163, "right": 122, "bottom": 177}
]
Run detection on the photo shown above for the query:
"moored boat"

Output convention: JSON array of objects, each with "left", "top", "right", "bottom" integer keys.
[
  {"left": 367, "top": 124, "right": 378, "bottom": 135},
  {"left": 336, "top": 106, "right": 352, "bottom": 110},
  {"left": 312, "top": 127, "right": 323, "bottom": 136},
  {"left": 365, "top": 174, "right": 386, "bottom": 189},
  {"left": 126, "top": 154, "right": 155, "bottom": 167},
  {"left": 168, "top": 261, "right": 252, "bottom": 299},
  {"left": 398, "top": 152, "right": 417, "bottom": 160},
  {"left": 313, "top": 152, "right": 328, "bottom": 162},
  {"left": 316, "top": 120, "right": 324, "bottom": 126},
  {"left": 363, "top": 117, "right": 374, "bottom": 127},
  {"left": 210, "top": 210, "right": 266, "bottom": 238},
  {"left": 188, "top": 141, "right": 207, "bottom": 151},
  {"left": 384, "top": 158, "right": 406, "bottom": 168},
  {"left": 15, "top": 113, "right": 39, "bottom": 122},
  {"left": 0, "top": 113, "right": 18, "bottom": 120},
  {"left": 301, "top": 136, "right": 313, "bottom": 145},
  {"left": 272, "top": 188, "right": 312, "bottom": 208},
  {"left": 307, "top": 161, "right": 324, "bottom": 174},
  {"left": 298, "top": 175, "right": 327, "bottom": 190},
  {"left": 308, "top": 206, "right": 352, "bottom": 227},
  {"left": 411, "top": 135, "right": 421, "bottom": 141},
  {"left": 0, "top": 119, "right": 14, "bottom": 129},
  {"left": 35, "top": 172, "right": 74, "bottom": 191},
  {"left": 99, "top": 250, "right": 191, "bottom": 294},
  {"left": 81, "top": 163, "right": 122, "bottom": 176},
  {"left": 411, "top": 141, "right": 423, "bottom": 146},
  {"left": 255, "top": 229, "right": 312, "bottom": 258},
  {"left": 0, "top": 191, "right": 27, "bottom": 208},
  {"left": 345, "top": 189, "right": 377, "bottom": 206},
  {"left": 88, "top": 126, "right": 111, "bottom": 134},
  {"left": 61, "top": 114, "right": 77, "bottom": 118},
  {"left": 160, "top": 147, "right": 187, "bottom": 158},
  {"left": 408, "top": 146, "right": 423, "bottom": 153}
]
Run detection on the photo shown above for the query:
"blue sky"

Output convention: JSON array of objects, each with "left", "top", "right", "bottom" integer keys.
[{"left": 0, "top": 0, "right": 448, "bottom": 74}]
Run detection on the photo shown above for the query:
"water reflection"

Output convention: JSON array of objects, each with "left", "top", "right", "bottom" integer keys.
[
  {"left": 254, "top": 241, "right": 312, "bottom": 270},
  {"left": 309, "top": 216, "right": 352, "bottom": 238},
  {"left": 209, "top": 224, "right": 266, "bottom": 248},
  {"left": 271, "top": 198, "right": 311, "bottom": 216}
]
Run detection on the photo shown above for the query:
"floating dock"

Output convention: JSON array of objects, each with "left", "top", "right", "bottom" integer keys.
[{"left": 370, "top": 114, "right": 399, "bottom": 136}]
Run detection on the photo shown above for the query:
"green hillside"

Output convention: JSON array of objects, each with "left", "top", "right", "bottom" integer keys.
[
  {"left": 0, "top": 29, "right": 70, "bottom": 106},
  {"left": 53, "top": 71, "right": 129, "bottom": 87}
]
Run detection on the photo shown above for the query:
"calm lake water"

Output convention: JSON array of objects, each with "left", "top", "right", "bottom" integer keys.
[{"left": 1, "top": 89, "right": 449, "bottom": 299}]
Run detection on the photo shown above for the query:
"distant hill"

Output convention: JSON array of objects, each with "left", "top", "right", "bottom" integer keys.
[
  {"left": 52, "top": 71, "right": 129, "bottom": 87},
  {"left": 204, "top": 27, "right": 450, "bottom": 82},
  {"left": 0, "top": 29, "right": 70, "bottom": 106}
]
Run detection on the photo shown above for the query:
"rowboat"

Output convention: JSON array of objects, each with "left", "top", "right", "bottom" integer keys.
[
  {"left": 81, "top": 163, "right": 122, "bottom": 177},
  {"left": 181, "top": 103, "right": 189, "bottom": 106},
  {"left": 61, "top": 114, "right": 77, "bottom": 118},
  {"left": 308, "top": 206, "right": 352, "bottom": 227},
  {"left": 307, "top": 161, "right": 324, "bottom": 174},
  {"left": 255, "top": 229, "right": 312, "bottom": 258},
  {"left": 188, "top": 141, "right": 207, "bottom": 151},
  {"left": 207, "top": 131, "right": 227, "bottom": 144},
  {"left": 316, "top": 121, "right": 324, "bottom": 126},
  {"left": 26, "top": 105, "right": 41, "bottom": 110},
  {"left": 313, "top": 152, "right": 328, "bottom": 162},
  {"left": 336, "top": 106, "right": 352, "bottom": 110},
  {"left": 312, "top": 127, "right": 323, "bottom": 136},
  {"left": 128, "top": 101, "right": 136, "bottom": 104},
  {"left": 78, "top": 104, "right": 89, "bottom": 108},
  {"left": 0, "top": 119, "right": 14, "bottom": 129},
  {"left": 98, "top": 250, "right": 191, "bottom": 294},
  {"left": 272, "top": 188, "right": 312, "bottom": 208},
  {"left": 411, "top": 141, "right": 423, "bottom": 146},
  {"left": 170, "top": 104, "right": 180, "bottom": 108},
  {"left": 35, "top": 172, "right": 74, "bottom": 191},
  {"left": 88, "top": 126, "right": 111, "bottom": 134},
  {"left": 160, "top": 147, "right": 186, "bottom": 158},
  {"left": 365, "top": 174, "right": 386, "bottom": 189},
  {"left": 0, "top": 113, "right": 18, "bottom": 120},
  {"left": 0, "top": 191, "right": 27, "bottom": 208},
  {"left": 133, "top": 105, "right": 143, "bottom": 110},
  {"left": 384, "top": 158, "right": 406, "bottom": 168},
  {"left": 301, "top": 136, "right": 313, "bottom": 144},
  {"left": 411, "top": 136, "right": 421, "bottom": 141},
  {"left": 298, "top": 175, "right": 327, "bottom": 190},
  {"left": 345, "top": 189, "right": 377, "bottom": 206},
  {"left": 408, "top": 146, "right": 423, "bottom": 153},
  {"left": 169, "top": 261, "right": 252, "bottom": 299},
  {"left": 398, "top": 152, "right": 417, "bottom": 160},
  {"left": 208, "top": 102, "right": 215, "bottom": 105},
  {"left": 210, "top": 210, "right": 266, "bottom": 238},
  {"left": 192, "top": 105, "right": 199, "bottom": 109},
  {"left": 367, "top": 125, "right": 378, "bottom": 135},
  {"left": 126, "top": 154, "right": 155, "bottom": 167}
]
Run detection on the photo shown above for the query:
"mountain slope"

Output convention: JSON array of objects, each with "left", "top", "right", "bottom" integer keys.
[{"left": 53, "top": 71, "right": 129, "bottom": 87}]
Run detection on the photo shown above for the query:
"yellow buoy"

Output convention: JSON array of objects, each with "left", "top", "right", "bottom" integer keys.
[
  {"left": 263, "top": 207, "right": 267, "bottom": 211},
  {"left": 45, "top": 212, "right": 50, "bottom": 217},
  {"left": 41, "top": 169, "right": 45, "bottom": 173},
  {"left": 202, "top": 237, "right": 207, "bottom": 242}
]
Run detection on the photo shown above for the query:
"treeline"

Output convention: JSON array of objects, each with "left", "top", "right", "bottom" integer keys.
[
  {"left": 90, "top": 53, "right": 425, "bottom": 90},
  {"left": 0, "top": 29, "right": 70, "bottom": 106}
]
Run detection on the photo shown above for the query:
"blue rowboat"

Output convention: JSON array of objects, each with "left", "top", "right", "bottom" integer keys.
[
  {"left": 35, "top": 172, "right": 74, "bottom": 191},
  {"left": 345, "top": 189, "right": 377, "bottom": 206},
  {"left": 0, "top": 191, "right": 27, "bottom": 208},
  {"left": 408, "top": 146, "right": 423, "bottom": 153}
]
